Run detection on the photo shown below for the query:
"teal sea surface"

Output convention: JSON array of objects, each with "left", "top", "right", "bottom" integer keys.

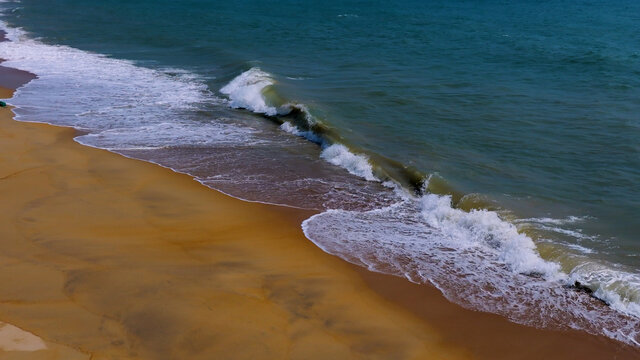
[{"left": 1, "top": 0, "right": 639, "bottom": 346}]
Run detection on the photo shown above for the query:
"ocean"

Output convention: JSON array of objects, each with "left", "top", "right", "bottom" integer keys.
[{"left": 1, "top": 0, "right": 638, "bottom": 346}]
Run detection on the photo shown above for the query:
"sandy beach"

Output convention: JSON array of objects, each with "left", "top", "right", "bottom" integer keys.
[{"left": 0, "top": 74, "right": 638, "bottom": 358}]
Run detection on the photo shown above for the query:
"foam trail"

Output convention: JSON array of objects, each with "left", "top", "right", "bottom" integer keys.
[
  {"left": 515, "top": 216, "right": 591, "bottom": 226},
  {"left": 0, "top": 21, "right": 262, "bottom": 151},
  {"left": 320, "top": 144, "right": 377, "bottom": 181},
  {"left": 515, "top": 216, "right": 596, "bottom": 241},
  {"left": 559, "top": 242, "right": 596, "bottom": 254}
]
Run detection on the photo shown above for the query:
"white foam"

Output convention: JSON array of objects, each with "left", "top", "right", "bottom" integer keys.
[
  {"left": 515, "top": 216, "right": 596, "bottom": 241},
  {"left": 302, "top": 194, "right": 640, "bottom": 346},
  {"left": 320, "top": 144, "right": 377, "bottom": 181},
  {"left": 420, "top": 194, "right": 561, "bottom": 277},
  {"left": 76, "top": 120, "right": 263, "bottom": 150},
  {"left": 221, "top": 70, "right": 379, "bottom": 184},
  {"left": 515, "top": 215, "right": 591, "bottom": 226},
  {"left": 0, "top": 25, "right": 204, "bottom": 116},
  {"left": 0, "top": 21, "right": 259, "bottom": 150},
  {"left": 536, "top": 224, "right": 596, "bottom": 241},
  {"left": 279, "top": 121, "right": 323, "bottom": 144},
  {"left": 220, "top": 68, "right": 282, "bottom": 116},
  {"left": 560, "top": 242, "right": 596, "bottom": 254},
  {"left": 569, "top": 263, "right": 640, "bottom": 318}
]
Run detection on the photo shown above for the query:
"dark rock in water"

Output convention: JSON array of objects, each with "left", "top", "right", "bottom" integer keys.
[
  {"left": 0, "top": 101, "right": 6, "bottom": 107},
  {"left": 572, "top": 281, "right": 610, "bottom": 306},
  {"left": 574, "top": 281, "right": 594, "bottom": 295},
  {"left": 523, "top": 271, "right": 545, "bottom": 279}
]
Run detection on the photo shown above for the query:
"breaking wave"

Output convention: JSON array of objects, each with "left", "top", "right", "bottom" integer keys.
[
  {"left": 302, "top": 192, "right": 640, "bottom": 346},
  {"left": 222, "top": 67, "right": 640, "bottom": 347},
  {"left": 221, "top": 67, "right": 381, "bottom": 184}
]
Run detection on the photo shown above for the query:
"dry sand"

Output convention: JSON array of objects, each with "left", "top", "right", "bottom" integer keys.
[{"left": 0, "top": 78, "right": 637, "bottom": 359}]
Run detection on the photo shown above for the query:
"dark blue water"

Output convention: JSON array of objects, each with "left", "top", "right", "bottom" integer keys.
[{"left": 1, "top": 0, "right": 639, "bottom": 346}]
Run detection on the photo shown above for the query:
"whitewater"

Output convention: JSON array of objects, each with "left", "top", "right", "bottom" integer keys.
[{"left": 218, "top": 67, "right": 640, "bottom": 346}]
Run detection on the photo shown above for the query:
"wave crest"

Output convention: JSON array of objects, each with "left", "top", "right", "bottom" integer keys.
[{"left": 220, "top": 67, "right": 284, "bottom": 116}]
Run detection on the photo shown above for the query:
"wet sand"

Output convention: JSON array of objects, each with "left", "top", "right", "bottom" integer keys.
[
  {"left": 0, "top": 65, "right": 35, "bottom": 90},
  {"left": 0, "top": 76, "right": 638, "bottom": 358},
  {"left": 0, "top": 86, "right": 470, "bottom": 359},
  {"left": 0, "top": 30, "right": 37, "bottom": 89}
]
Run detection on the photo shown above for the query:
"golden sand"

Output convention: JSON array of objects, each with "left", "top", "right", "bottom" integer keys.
[
  {"left": 0, "top": 86, "right": 470, "bottom": 359},
  {"left": 0, "top": 81, "right": 637, "bottom": 359}
]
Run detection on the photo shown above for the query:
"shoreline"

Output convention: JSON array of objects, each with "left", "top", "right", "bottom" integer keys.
[
  {"left": 0, "top": 84, "right": 469, "bottom": 359},
  {"left": 0, "top": 68, "right": 638, "bottom": 358}
]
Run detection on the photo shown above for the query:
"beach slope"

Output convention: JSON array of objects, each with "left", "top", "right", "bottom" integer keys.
[
  {"left": 0, "top": 82, "right": 637, "bottom": 359},
  {"left": 0, "top": 86, "right": 468, "bottom": 359}
]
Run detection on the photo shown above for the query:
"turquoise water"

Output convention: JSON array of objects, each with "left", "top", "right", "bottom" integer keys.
[{"left": 1, "top": 0, "right": 639, "bottom": 345}]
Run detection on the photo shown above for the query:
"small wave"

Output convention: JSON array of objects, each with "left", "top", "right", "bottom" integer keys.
[
  {"left": 220, "top": 67, "right": 284, "bottom": 116},
  {"left": 279, "top": 121, "right": 323, "bottom": 144},
  {"left": 220, "top": 68, "right": 310, "bottom": 118},
  {"left": 569, "top": 263, "right": 640, "bottom": 318},
  {"left": 419, "top": 194, "right": 561, "bottom": 277},
  {"left": 281, "top": 120, "right": 378, "bottom": 182},
  {"left": 222, "top": 68, "right": 380, "bottom": 184},
  {"left": 321, "top": 144, "right": 377, "bottom": 182}
]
